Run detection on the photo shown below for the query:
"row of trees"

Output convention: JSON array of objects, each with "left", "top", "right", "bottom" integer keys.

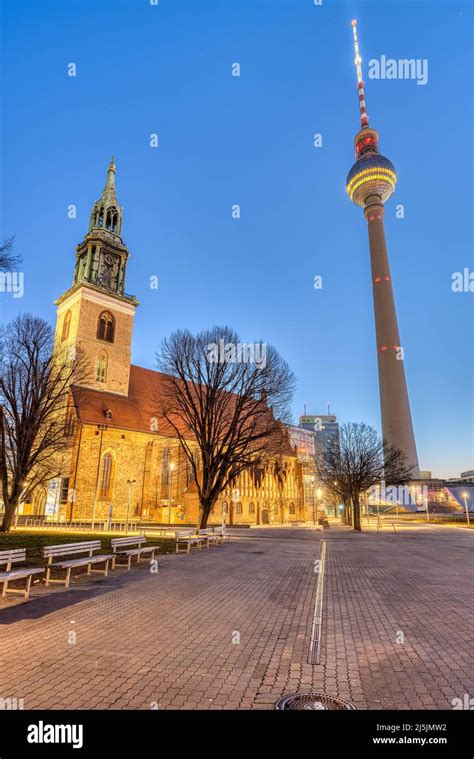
[{"left": 316, "top": 422, "right": 413, "bottom": 531}]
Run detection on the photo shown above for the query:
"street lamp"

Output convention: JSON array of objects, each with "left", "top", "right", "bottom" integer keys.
[
  {"left": 126, "top": 479, "right": 136, "bottom": 534},
  {"left": 168, "top": 462, "right": 174, "bottom": 525},
  {"left": 316, "top": 487, "right": 322, "bottom": 525},
  {"left": 310, "top": 476, "right": 315, "bottom": 525},
  {"left": 462, "top": 492, "right": 470, "bottom": 527}
]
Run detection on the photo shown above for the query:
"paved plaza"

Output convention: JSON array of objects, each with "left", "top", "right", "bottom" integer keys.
[{"left": 0, "top": 522, "right": 472, "bottom": 710}]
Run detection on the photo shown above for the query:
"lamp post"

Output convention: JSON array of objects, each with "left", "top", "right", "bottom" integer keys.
[
  {"left": 462, "top": 492, "right": 470, "bottom": 527},
  {"left": 126, "top": 479, "right": 136, "bottom": 534},
  {"left": 334, "top": 480, "right": 339, "bottom": 520},
  {"left": 310, "top": 476, "right": 315, "bottom": 525},
  {"left": 316, "top": 487, "right": 322, "bottom": 526},
  {"left": 168, "top": 462, "right": 174, "bottom": 525},
  {"left": 377, "top": 482, "right": 382, "bottom": 531}
]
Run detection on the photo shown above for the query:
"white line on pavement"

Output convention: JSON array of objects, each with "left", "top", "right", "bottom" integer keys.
[{"left": 308, "top": 540, "right": 327, "bottom": 665}]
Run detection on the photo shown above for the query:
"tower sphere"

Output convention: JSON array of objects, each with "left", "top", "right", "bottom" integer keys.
[{"left": 346, "top": 153, "right": 397, "bottom": 207}]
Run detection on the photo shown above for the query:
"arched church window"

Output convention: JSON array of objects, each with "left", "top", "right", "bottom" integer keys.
[
  {"left": 98, "top": 208, "right": 104, "bottom": 228},
  {"left": 289, "top": 503, "right": 296, "bottom": 515},
  {"left": 96, "top": 351, "right": 108, "bottom": 383},
  {"left": 99, "top": 452, "right": 114, "bottom": 499},
  {"left": 61, "top": 310, "right": 71, "bottom": 342},
  {"left": 97, "top": 311, "right": 115, "bottom": 342}
]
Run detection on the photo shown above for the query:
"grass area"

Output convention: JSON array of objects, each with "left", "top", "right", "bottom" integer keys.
[{"left": 0, "top": 530, "right": 176, "bottom": 567}]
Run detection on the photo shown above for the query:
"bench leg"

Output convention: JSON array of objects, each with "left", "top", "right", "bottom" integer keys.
[
  {"left": 89, "top": 560, "right": 110, "bottom": 576},
  {"left": 24, "top": 574, "right": 33, "bottom": 600},
  {"left": 1, "top": 580, "right": 7, "bottom": 598},
  {"left": 65, "top": 567, "right": 72, "bottom": 588}
]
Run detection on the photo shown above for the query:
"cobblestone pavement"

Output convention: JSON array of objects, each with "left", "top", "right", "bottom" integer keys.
[{"left": 0, "top": 522, "right": 472, "bottom": 710}]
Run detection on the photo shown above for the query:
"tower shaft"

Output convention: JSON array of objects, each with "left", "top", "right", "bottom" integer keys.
[
  {"left": 365, "top": 201, "right": 420, "bottom": 477},
  {"left": 346, "top": 20, "right": 420, "bottom": 478}
]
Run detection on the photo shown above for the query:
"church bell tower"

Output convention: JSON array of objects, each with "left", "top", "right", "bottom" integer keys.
[{"left": 54, "top": 159, "right": 138, "bottom": 396}]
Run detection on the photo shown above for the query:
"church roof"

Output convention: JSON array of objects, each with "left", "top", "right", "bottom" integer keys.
[
  {"left": 71, "top": 365, "right": 183, "bottom": 437},
  {"left": 71, "top": 364, "right": 296, "bottom": 457}
]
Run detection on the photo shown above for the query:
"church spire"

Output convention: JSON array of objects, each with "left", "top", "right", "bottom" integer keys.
[{"left": 89, "top": 157, "right": 123, "bottom": 237}]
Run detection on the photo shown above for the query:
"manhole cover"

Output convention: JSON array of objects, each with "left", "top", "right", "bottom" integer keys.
[{"left": 275, "top": 693, "right": 356, "bottom": 711}]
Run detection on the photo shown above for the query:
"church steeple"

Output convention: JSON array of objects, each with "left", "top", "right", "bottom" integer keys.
[
  {"left": 68, "top": 159, "right": 135, "bottom": 300},
  {"left": 54, "top": 158, "right": 138, "bottom": 397},
  {"left": 89, "top": 157, "right": 123, "bottom": 237}
]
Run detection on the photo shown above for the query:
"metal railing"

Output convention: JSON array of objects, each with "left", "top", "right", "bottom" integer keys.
[{"left": 18, "top": 518, "right": 145, "bottom": 534}]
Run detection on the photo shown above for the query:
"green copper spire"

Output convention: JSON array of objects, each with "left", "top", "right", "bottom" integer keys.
[
  {"left": 67, "top": 158, "right": 136, "bottom": 301},
  {"left": 88, "top": 157, "right": 122, "bottom": 237}
]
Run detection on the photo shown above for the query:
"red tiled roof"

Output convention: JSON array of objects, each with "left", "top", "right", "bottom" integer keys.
[
  {"left": 71, "top": 365, "right": 188, "bottom": 437},
  {"left": 71, "top": 364, "right": 296, "bottom": 456}
]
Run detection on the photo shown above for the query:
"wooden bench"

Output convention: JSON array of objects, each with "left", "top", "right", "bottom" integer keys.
[
  {"left": 43, "top": 541, "right": 113, "bottom": 588},
  {"left": 111, "top": 536, "right": 157, "bottom": 569},
  {"left": 175, "top": 529, "right": 205, "bottom": 554},
  {"left": 0, "top": 549, "right": 44, "bottom": 600},
  {"left": 197, "top": 528, "right": 219, "bottom": 547},
  {"left": 213, "top": 526, "right": 230, "bottom": 544}
]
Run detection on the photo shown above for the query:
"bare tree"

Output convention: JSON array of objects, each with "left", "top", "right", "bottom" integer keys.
[
  {"left": 0, "top": 237, "right": 21, "bottom": 272},
  {"left": 0, "top": 314, "right": 86, "bottom": 532},
  {"left": 316, "top": 422, "right": 413, "bottom": 531},
  {"left": 156, "top": 326, "right": 296, "bottom": 528}
]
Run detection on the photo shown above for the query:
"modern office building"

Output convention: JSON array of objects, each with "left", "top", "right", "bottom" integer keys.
[{"left": 299, "top": 414, "right": 339, "bottom": 460}]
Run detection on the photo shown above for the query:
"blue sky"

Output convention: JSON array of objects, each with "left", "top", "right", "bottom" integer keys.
[{"left": 1, "top": 0, "right": 472, "bottom": 477}]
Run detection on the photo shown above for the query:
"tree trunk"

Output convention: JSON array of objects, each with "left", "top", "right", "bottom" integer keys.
[
  {"left": 198, "top": 497, "right": 216, "bottom": 529},
  {"left": 1, "top": 497, "right": 20, "bottom": 533},
  {"left": 353, "top": 497, "right": 362, "bottom": 532}
]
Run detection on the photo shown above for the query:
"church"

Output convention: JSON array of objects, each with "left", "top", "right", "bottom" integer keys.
[{"left": 28, "top": 161, "right": 306, "bottom": 527}]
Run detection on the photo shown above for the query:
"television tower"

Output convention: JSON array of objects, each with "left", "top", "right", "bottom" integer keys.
[{"left": 346, "top": 20, "right": 420, "bottom": 478}]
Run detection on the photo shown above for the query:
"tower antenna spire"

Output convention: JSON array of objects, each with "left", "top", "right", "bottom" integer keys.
[{"left": 351, "top": 19, "right": 369, "bottom": 129}]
